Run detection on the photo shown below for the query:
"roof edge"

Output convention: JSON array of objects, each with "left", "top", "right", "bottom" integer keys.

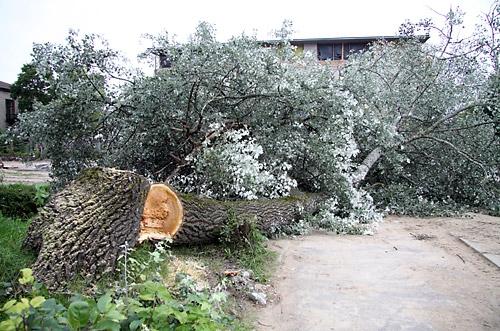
[
  {"left": 0, "top": 81, "right": 11, "bottom": 92},
  {"left": 260, "top": 34, "right": 429, "bottom": 45}
]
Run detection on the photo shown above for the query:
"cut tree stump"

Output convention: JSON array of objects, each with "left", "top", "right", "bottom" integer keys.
[{"left": 24, "top": 167, "right": 322, "bottom": 290}]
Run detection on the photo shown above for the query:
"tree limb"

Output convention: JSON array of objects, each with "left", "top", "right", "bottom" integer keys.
[{"left": 415, "top": 135, "right": 487, "bottom": 173}]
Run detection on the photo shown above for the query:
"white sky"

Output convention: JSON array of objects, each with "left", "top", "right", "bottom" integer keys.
[{"left": 0, "top": 0, "right": 495, "bottom": 83}]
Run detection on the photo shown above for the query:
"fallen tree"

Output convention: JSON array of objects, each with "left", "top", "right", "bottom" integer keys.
[{"left": 24, "top": 167, "right": 322, "bottom": 289}]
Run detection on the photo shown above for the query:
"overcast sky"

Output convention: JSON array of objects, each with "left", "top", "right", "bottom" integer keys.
[{"left": 0, "top": 0, "right": 495, "bottom": 83}]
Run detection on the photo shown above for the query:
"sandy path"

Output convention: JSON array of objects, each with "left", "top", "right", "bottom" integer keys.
[
  {"left": 1, "top": 160, "right": 51, "bottom": 184},
  {"left": 256, "top": 215, "right": 500, "bottom": 331}
]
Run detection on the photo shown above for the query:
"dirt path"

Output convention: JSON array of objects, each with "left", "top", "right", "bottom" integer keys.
[
  {"left": 256, "top": 214, "right": 500, "bottom": 331},
  {"left": 1, "top": 160, "right": 51, "bottom": 184}
]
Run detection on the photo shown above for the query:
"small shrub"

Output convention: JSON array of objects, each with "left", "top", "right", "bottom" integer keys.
[
  {"left": 1, "top": 257, "right": 237, "bottom": 330},
  {"left": 368, "top": 183, "right": 467, "bottom": 217},
  {"left": 0, "top": 184, "right": 50, "bottom": 218}
]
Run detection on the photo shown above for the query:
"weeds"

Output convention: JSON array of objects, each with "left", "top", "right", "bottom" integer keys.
[
  {"left": 1, "top": 242, "right": 243, "bottom": 330},
  {"left": 0, "top": 216, "right": 35, "bottom": 285},
  {"left": 221, "top": 210, "right": 276, "bottom": 282}
]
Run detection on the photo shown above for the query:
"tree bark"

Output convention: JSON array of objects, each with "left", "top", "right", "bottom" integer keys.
[
  {"left": 352, "top": 147, "right": 383, "bottom": 186},
  {"left": 23, "top": 168, "right": 150, "bottom": 290},
  {"left": 173, "top": 193, "right": 323, "bottom": 245}
]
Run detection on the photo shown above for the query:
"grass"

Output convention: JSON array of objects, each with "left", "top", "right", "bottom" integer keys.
[
  {"left": 0, "top": 215, "right": 35, "bottom": 285},
  {"left": 224, "top": 232, "right": 277, "bottom": 282}
]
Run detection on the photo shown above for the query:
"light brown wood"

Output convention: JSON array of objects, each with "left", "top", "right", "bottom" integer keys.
[{"left": 139, "top": 184, "right": 184, "bottom": 242}]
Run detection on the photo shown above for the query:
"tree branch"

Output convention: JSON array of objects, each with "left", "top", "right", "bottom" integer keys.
[
  {"left": 415, "top": 135, "right": 487, "bottom": 173},
  {"left": 403, "top": 103, "right": 479, "bottom": 144}
]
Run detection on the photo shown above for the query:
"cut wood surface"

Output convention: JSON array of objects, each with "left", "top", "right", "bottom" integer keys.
[
  {"left": 140, "top": 184, "right": 184, "bottom": 242},
  {"left": 23, "top": 167, "right": 322, "bottom": 289}
]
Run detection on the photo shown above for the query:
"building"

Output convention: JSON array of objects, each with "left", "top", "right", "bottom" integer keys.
[
  {"left": 155, "top": 35, "right": 429, "bottom": 70},
  {"left": 0, "top": 81, "right": 18, "bottom": 130},
  {"left": 262, "top": 35, "right": 429, "bottom": 67}
]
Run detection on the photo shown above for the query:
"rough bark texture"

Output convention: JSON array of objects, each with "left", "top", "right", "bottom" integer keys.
[
  {"left": 23, "top": 168, "right": 150, "bottom": 290},
  {"left": 173, "top": 193, "right": 324, "bottom": 245}
]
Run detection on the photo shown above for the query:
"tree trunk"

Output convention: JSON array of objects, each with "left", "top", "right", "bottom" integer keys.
[
  {"left": 23, "top": 168, "right": 150, "bottom": 290},
  {"left": 24, "top": 168, "right": 323, "bottom": 290},
  {"left": 352, "top": 147, "right": 383, "bottom": 186},
  {"left": 173, "top": 193, "right": 323, "bottom": 245}
]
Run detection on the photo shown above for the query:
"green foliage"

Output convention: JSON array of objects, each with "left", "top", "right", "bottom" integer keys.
[
  {"left": 221, "top": 211, "right": 276, "bottom": 282},
  {"left": 0, "top": 130, "right": 29, "bottom": 158},
  {"left": 308, "top": 192, "right": 382, "bottom": 235},
  {"left": 0, "top": 269, "right": 236, "bottom": 330},
  {"left": 171, "top": 128, "right": 297, "bottom": 200},
  {"left": 17, "top": 26, "right": 360, "bottom": 202},
  {"left": 116, "top": 240, "right": 171, "bottom": 287},
  {"left": 482, "top": 73, "right": 500, "bottom": 137},
  {"left": 368, "top": 183, "right": 468, "bottom": 217},
  {"left": 0, "top": 183, "right": 50, "bottom": 218},
  {"left": 17, "top": 30, "right": 130, "bottom": 183},
  {"left": 16, "top": 10, "right": 500, "bottom": 219},
  {"left": 1, "top": 251, "right": 239, "bottom": 330},
  {"left": 0, "top": 216, "right": 35, "bottom": 287},
  {"left": 342, "top": 9, "right": 500, "bottom": 215},
  {"left": 10, "top": 63, "right": 55, "bottom": 113}
]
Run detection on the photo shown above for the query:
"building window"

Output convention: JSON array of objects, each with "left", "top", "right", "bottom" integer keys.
[
  {"left": 159, "top": 54, "right": 172, "bottom": 68},
  {"left": 5, "top": 99, "right": 17, "bottom": 126},
  {"left": 343, "top": 42, "right": 367, "bottom": 59},
  {"left": 318, "top": 44, "right": 333, "bottom": 60},
  {"left": 334, "top": 44, "right": 343, "bottom": 60}
]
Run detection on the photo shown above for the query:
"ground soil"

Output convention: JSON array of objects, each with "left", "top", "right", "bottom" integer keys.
[
  {"left": 1, "top": 160, "right": 51, "bottom": 184},
  {"left": 256, "top": 214, "right": 500, "bottom": 331}
]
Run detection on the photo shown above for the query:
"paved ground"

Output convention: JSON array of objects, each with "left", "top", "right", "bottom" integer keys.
[
  {"left": 1, "top": 160, "right": 51, "bottom": 184},
  {"left": 257, "top": 214, "right": 500, "bottom": 331}
]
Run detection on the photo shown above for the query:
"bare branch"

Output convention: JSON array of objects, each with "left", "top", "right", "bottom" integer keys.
[
  {"left": 415, "top": 135, "right": 487, "bottom": 173},
  {"left": 433, "top": 121, "right": 498, "bottom": 133},
  {"left": 403, "top": 103, "right": 480, "bottom": 144}
]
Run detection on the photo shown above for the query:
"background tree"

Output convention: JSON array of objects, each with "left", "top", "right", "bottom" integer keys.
[{"left": 10, "top": 63, "right": 54, "bottom": 112}]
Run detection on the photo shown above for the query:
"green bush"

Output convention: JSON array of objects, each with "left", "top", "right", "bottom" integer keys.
[
  {"left": 1, "top": 253, "right": 239, "bottom": 330},
  {"left": 0, "top": 184, "right": 50, "bottom": 218},
  {"left": 0, "top": 131, "right": 29, "bottom": 158}
]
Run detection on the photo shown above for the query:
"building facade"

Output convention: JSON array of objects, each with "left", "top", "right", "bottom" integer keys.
[
  {"left": 156, "top": 35, "right": 429, "bottom": 70},
  {"left": 0, "top": 81, "right": 18, "bottom": 130},
  {"left": 291, "top": 36, "right": 404, "bottom": 63},
  {"left": 262, "top": 35, "right": 428, "bottom": 68}
]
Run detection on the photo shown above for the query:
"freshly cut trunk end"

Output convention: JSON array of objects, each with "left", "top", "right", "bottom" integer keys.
[{"left": 139, "top": 184, "right": 184, "bottom": 242}]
